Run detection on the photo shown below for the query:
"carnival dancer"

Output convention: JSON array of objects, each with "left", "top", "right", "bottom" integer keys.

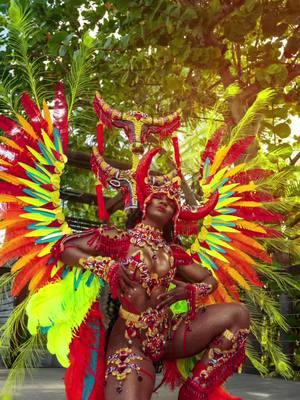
[
  {"left": 58, "top": 157, "right": 250, "bottom": 399},
  {"left": 0, "top": 85, "right": 281, "bottom": 400}
]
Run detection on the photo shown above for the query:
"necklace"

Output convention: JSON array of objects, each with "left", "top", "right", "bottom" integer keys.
[{"left": 129, "top": 223, "right": 166, "bottom": 258}]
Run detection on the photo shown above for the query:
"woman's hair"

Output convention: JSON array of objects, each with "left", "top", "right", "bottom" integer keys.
[{"left": 125, "top": 206, "right": 175, "bottom": 243}]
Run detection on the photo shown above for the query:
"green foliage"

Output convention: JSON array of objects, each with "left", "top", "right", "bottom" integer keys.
[{"left": 0, "top": 0, "right": 299, "bottom": 380}]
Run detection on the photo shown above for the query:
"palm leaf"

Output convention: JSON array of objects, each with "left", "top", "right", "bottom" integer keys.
[
  {"left": 66, "top": 32, "right": 97, "bottom": 121},
  {"left": 230, "top": 88, "right": 276, "bottom": 143},
  {"left": 7, "top": 0, "right": 42, "bottom": 107},
  {"left": 0, "top": 333, "right": 46, "bottom": 397}
]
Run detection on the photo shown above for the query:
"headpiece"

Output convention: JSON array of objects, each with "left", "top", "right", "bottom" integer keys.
[{"left": 91, "top": 95, "right": 219, "bottom": 234}]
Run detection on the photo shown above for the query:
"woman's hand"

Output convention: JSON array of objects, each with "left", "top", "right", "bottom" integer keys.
[{"left": 156, "top": 279, "right": 187, "bottom": 310}]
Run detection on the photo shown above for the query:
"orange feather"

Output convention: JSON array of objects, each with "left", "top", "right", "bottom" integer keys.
[
  {"left": 227, "top": 232, "right": 265, "bottom": 251},
  {"left": 11, "top": 249, "right": 43, "bottom": 273},
  {"left": 12, "top": 258, "right": 48, "bottom": 296},
  {"left": 228, "top": 238, "right": 272, "bottom": 264},
  {"left": 226, "top": 249, "right": 263, "bottom": 287},
  {"left": 28, "top": 268, "right": 47, "bottom": 293},
  {"left": 0, "top": 237, "right": 36, "bottom": 267}
]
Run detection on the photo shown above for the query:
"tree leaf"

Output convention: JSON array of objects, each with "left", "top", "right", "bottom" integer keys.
[{"left": 274, "top": 123, "right": 291, "bottom": 138}]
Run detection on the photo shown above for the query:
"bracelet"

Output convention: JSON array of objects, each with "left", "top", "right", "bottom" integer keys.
[
  {"left": 186, "top": 282, "right": 212, "bottom": 320},
  {"left": 79, "top": 256, "right": 120, "bottom": 296}
]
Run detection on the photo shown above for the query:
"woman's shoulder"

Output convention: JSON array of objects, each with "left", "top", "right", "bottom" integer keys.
[
  {"left": 98, "top": 224, "right": 128, "bottom": 239},
  {"left": 89, "top": 224, "right": 130, "bottom": 257}
]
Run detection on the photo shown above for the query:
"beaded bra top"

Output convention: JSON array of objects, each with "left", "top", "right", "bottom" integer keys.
[{"left": 125, "top": 223, "right": 175, "bottom": 296}]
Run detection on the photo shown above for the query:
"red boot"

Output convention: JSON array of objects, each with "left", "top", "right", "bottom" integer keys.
[
  {"left": 178, "top": 329, "right": 248, "bottom": 400},
  {"left": 210, "top": 386, "right": 243, "bottom": 400}
]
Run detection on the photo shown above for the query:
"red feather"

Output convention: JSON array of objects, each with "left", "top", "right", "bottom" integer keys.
[
  {"left": 201, "top": 127, "right": 227, "bottom": 166},
  {"left": 238, "top": 191, "right": 275, "bottom": 202},
  {"left": 96, "top": 184, "right": 109, "bottom": 221},
  {"left": 162, "top": 360, "right": 183, "bottom": 390},
  {"left": 228, "top": 237, "right": 272, "bottom": 264},
  {"left": 225, "top": 249, "right": 263, "bottom": 287},
  {"left": 20, "top": 93, "right": 48, "bottom": 135},
  {"left": 230, "top": 169, "right": 272, "bottom": 184},
  {"left": 0, "top": 183, "right": 23, "bottom": 196},
  {"left": 172, "top": 136, "right": 182, "bottom": 177},
  {"left": 221, "top": 136, "right": 256, "bottom": 168},
  {"left": 97, "top": 123, "right": 104, "bottom": 154},
  {"left": 12, "top": 257, "right": 48, "bottom": 296},
  {"left": 0, "top": 115, "right": 27, "bottom": 139},
  {"left": 93, "top": 95, "right": 113, "bottom": 130},
  {"left": 65, "top": 301, "right": 106, "bottom": 400},
  {"left": 235, "top": 207, "right": 284, "bottom": 223},
  {"left": 239, "top": 227, "right": 282, "bottom": 238},
  {"left": 0, "top": 240, "right": 37, "bottom": 268},
  {"left": 214, "top": 268, "right": 240, "bottom": 302},
  {"left": 53, "top": 82, "right": 68, "bottom": 152}
]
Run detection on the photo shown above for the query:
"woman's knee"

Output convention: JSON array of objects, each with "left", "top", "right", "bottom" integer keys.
[{"left": 228, "top": 303, "right": 250, "bottom": 329}]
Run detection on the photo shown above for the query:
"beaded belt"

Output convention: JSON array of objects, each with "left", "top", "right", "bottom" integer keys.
[{"left": 119, "top": 305, "right": 170, "bottom": 361}]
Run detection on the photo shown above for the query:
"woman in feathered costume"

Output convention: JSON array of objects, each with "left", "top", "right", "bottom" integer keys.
[{"left": 0, "top": 84, "right": 282, "bottom": 400}]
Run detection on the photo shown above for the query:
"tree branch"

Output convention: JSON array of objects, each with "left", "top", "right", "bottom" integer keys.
[{"left": 290, "top": 152, "right": 300, "bottom": 166}]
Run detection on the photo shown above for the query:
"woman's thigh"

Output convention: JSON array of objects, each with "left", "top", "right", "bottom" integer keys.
[
  {"left": 105, "top": 320, "right": 156, "bottom": 400},
  {"left": 164, "top": 302, "right": 249, "bottom": 359},
  {"left": 105, "top": 346, "right": 156, "bottom": 400}
]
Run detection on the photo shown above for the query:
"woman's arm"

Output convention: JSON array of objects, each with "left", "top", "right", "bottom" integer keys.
[
  {"left": 59, "top": 227, "right": 136, "bottom": 297},
  {"left": 60, "top": 234, "right": 100, "bottom": 266},
  {"left": 176, "top": 262, "right": 218, "bottom": 293}
]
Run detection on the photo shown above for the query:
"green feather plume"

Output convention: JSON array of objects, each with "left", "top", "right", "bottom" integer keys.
[{"left": 26, "top": 268, "right": 101, "bottom": 367}]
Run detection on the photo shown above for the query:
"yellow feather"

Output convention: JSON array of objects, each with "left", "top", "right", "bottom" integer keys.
[
  {"left": 0, "top": 136, "right": 23, "bottom": 152},
  {"left": 41, "top": 129, "right": 55, "bottom": 151},
  {"left": 213, "top": 225, "right": 239, "bottom": 233},
  {"left": 209, "top": 166, "right": 229, "bottom": 189},
  {"left": 234, "top": 248, "right": 256, "bottom": 265},
  {"left": 16, "top": 114, "right": 38, "bottom": 140},
  {"left": 219, "top": 183, "right": 239, "bottom": 194},
  {"left": 43, "top": 100, "right": 53, "bottom": 135},
  {"left": 224, "top": 163, "right": 246, "bottom": 178},
  {"left": 18, "top": 178, "right": 51, "bottom": 197},
  {"left": 236, "top": 220, "right": 266, "bottom": 233},
  {"left": 235, "top": 183, "right": 256, "bottom": 193},
  {"left": 210, "top": 145, "right": 231, "bottom": 176},
  {"left": 38, "top": 242, "right": 55, "bottom": 257},
  {"left": 205, "top": 247, "right": 230, "bottom": 263},
  {"left": 28, "top": 268, "right": 46, "bottom": 293},
  {"left": 0, "top": 159, "right": 12, "bottom": 167},
  {"left": 212, "top": 215, "right": 241, "bottom": 222},
  {"left": 11, "top": 249, "right": 41, "bottom": 273},
  {"left": 16, "top": 196, "right": 46, "bottom": 206},
  {"left": 20, "top": 213, "right": 53, "bottom": 223},
  {"left": 26, "top": 145, "right": 48, "bottom": 165},
  {"left": 231, "top": 201, "right": 262, "bottom": 207},
  {"left": 0, "top": 195, "right": 19, "bottom": 203},
  {"left": 216, "top": 196, "right": 242, "bottom": 209},
  {"left": 207, "top": 233, "right": 234, "bottom": 250},
  {"left": 216, "top": 282, "right": 232, "bottom": 302},
  {"left": 0, "top": 219, "right": 19, "bottom": 230},
  {"left": 0, "top": 171, "right": 21, "bottom": 186},
  {"left": 221, "top": 263, "right": 250, "bottom": 290},
  {"left": 25, "top": 228, "right": 60, "bottom": 237}
]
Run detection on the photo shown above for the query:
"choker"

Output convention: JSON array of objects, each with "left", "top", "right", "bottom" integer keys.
[{"left": 129, "top": 222, "right": 166, "bottom": 254}]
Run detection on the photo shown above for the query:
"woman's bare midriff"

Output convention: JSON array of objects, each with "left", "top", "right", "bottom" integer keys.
[{"left": 106, "top": 244, "right": 173, "bottom": 356}]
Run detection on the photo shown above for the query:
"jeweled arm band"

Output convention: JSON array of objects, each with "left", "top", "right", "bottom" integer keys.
[
  {"left": 78, "top": 255, "right": 119, "bottom": 298},
  {"left": 186, "top": 282, "right": 213, "bottom": 320}
]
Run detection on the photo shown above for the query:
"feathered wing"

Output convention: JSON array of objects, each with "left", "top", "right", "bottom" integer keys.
[
  {"left": 187, "top": 91, "right": 284, "bottom": 303},
  {"left": 0, "top": 82, "right": 71, "bottom": 296},
  {"left": 0, "top": 84, "right": 104, "bottom": 398}
]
